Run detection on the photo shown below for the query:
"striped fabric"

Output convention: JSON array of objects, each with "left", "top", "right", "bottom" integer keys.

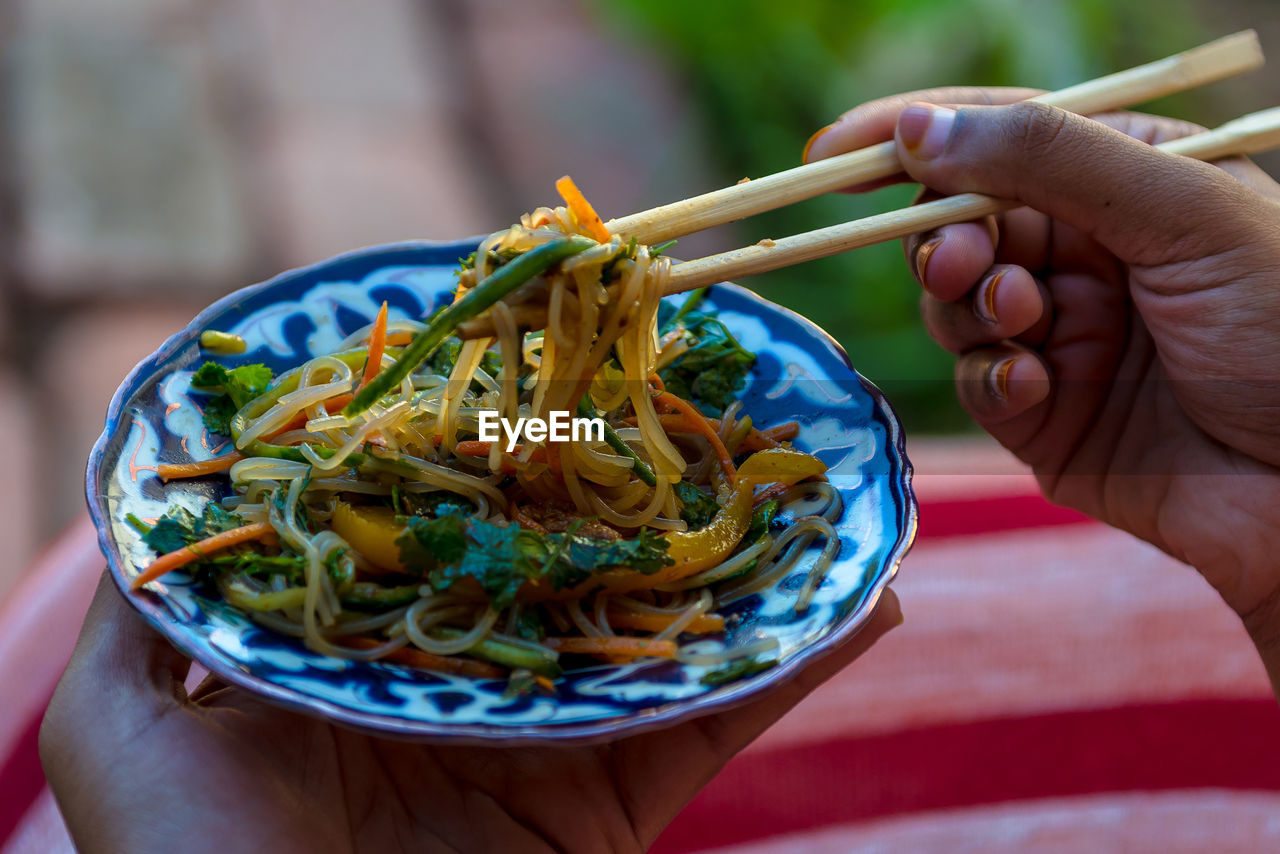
[{"left": 4, "top": 440, "right": 1276, "bottom": 853}]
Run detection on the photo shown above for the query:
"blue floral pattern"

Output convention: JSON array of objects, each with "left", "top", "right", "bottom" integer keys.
[{"left": 87, "top": 240, "right": 916, "bottom": 744}]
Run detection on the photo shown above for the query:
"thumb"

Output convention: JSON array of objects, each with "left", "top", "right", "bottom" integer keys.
[{"left": 893, "top": 101, "right": 1268, "bottom": 268}]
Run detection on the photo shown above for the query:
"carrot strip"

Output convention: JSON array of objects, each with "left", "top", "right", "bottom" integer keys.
[
  {"left": 156, "top": 451, "right": 245, "bottom": 482},
  {"left": 623, "top": 412, "right": 785, "bottom": 452},
  {"left": 653, "top": 391, "right": 736, "bottom": 484},
  {"left": 555, "top": 175, "right": 611, "bottom": 243},
  {"left": 752, "top": 482, "right": 791, "bottom": 508},
  {"left": 543, "top": 636, "right": 678, "bottom": 658},
  {"left": 361, "top": 301, "right": 389, "bottom": 389},
  {"left": 534, "top": 675, "right": 557, "bottom": 692},
  {"left": 648, "top": 372, "right": 666, "bottom": 393},
  {"left": 341, "top": 637, "right": 503, "bottom": 679},
  {"left": 605, "top": 612, "right": 725, "bottom": 635},
  {"left": 762, "top": 421, "right": 801, "bottom": 442},
  {"left": 130, "top": 522, "right": 275, "bottom": 590}
]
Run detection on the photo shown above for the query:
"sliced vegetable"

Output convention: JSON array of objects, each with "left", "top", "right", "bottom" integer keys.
[
  {"left": 555, "top": 175, "right": 611, "bottom": 243},
  {"left": 131, "top": 522, "right": 276, "bottom": 590},
  {"left": 605, "top": 611, "right": 724, "bottom": 635},
  {"left": 542, "top": 637, "right": 677, "bottom": 658},
  {"left": 361, "top": 301, "right": 389, "bottom": 389},
  {"left": 342, "top": 637, "right": 504, "bottom": 679},
  {"left": 156, "top": 451, "right": 244, "bottom": 482},
  {"left": 200, "top": 330, "right": 247, "bottom": 355},
  {"left": 435, "top": 627, "right": 562, "bottom": 677},
  {"left": 653, "top": 390, "right": 736, "bottom": 483},
  {"left": 345, "top": 236, "right": 595, "bottom": 418}
]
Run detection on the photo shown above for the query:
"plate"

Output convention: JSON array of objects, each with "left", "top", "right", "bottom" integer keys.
[{"left": 86, "top": 239, "right": 917, "bottom": 744}]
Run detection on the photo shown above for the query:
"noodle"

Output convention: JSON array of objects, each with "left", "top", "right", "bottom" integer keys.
[{"left": 138, "top": 185, "right": 844, "bottom": 686}]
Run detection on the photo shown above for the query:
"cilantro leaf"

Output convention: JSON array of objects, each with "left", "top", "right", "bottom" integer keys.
[
  {"left": 657, "top": 313, "right": 755, "bottom": 416},
  {"left": 674, "top": 481, "right": 719, "bottom": 532},
  {"left": 397, "top": 514, "right": 673, "bottom": 609},
  {"left": 142, "top": 504, "right": 246, "bottom": 555},
  {"left": 190, "top": 362, "right": 274, "bottom": 435}
]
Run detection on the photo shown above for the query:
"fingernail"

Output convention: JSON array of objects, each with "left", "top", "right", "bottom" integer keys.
[
  {"left": 989, "top": 357, "right": 1016, "bottom": 402},
  {"left": 898, "top": 103, "right": 956, "bottom": 161},
  {"left": 914, "top": 234, "right": 944, "bottom": 285},
  {"left": 802, "top": 123, "right": 835, "bottom": 163},
  {"left": 975, "top": 270, "right": 1005, "bottom": 324}
]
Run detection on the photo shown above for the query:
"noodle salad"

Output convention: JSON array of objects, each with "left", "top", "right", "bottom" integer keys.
[{"left": 129, "top": 178, "right": 842, "bottom": 689}]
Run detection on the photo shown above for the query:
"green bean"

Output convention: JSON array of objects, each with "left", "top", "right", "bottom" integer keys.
[
  {"left": 577, "top": 396, "right": 657, "bottom": 486},
  {"left": 340, "top": 583, "right": 421, "bottom": 610},
  {"left": 435, "top": 627, "right": 562, "bottom": 678},
  {"left": 344, "top": 236, "right": 595, "bottom": 418}
]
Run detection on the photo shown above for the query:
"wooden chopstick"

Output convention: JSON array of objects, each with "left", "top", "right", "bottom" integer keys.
[
  {"left": 607, "top": 30, "right": 1262, "bottom": 246},
  {"left": 663, "top": 106, "right": 1280, "bottom": 295},
  {"left": 456, "top": 105, "right": 1280, "bottom": 338}
]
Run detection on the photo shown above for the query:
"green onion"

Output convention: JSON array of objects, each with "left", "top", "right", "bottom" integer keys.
[
  {"left": 344, "top": 236, "right": 595, "bottom": 418},
  {"left": 577, "top": 396, "right": 657, "bottom": 486},
  {"left": 200, "top": 330, "right": 248, "bottom": 355}
]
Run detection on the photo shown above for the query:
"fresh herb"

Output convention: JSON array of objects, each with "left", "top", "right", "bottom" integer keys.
[
  {"left": 190, "top": 362, "right": 275, "bottom": 434},
  {"left": 649, "top": 238, "right": 677, "bottom": 258},
  {"left": 657, "top": 310, "right": 755, "bottom": 416},
  {"left": 143, "top": 504, "right": 246, "bottom": 555},
  {"left": 743, "top": 499, "right": 779, "bottom": 547},
  {"left": 457, "top": 247, "right": 521, "bottom": 273},
  {"left": 701, "top": 654, "right": 777, "bottom": 686},
  {"left": 674, "top": 481, "right": 719, "bottom": 531},
  {"left": 397, "top": 512, "right": 672, "bottom": 609}
]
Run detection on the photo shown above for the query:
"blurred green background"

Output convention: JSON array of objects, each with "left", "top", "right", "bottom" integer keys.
[{"left": 594, "top": 0, "right": 1222, "bottom": 431}]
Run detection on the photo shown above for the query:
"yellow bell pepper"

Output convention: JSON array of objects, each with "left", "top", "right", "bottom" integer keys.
[
  {"left": 604, "top": 448, "right": 827, "bottom": 592},
  {"left": 330, "top": 501, "right": 407, "bottom": 572}
]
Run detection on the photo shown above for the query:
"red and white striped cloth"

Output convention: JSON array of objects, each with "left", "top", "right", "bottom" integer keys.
[{"left": 4, "top": 439, "right": 1277, "bottom": 852}]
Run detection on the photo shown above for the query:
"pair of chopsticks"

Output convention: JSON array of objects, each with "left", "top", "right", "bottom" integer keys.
[{"left": 460, "top": 30, "right": 1276, "bottom": 338}]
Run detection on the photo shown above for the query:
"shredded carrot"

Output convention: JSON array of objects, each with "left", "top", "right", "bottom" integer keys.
[
  {"left": 653, "top": 391, "right": 736, "bottom": 483},
  {"left": 156, "top": 451, "right": 245, "bottom": 482},
  {"left": 555, "top": 175, "right": 611, "bottom": 243},
  {"left": 762, "top": 421, "right": 801, "bottom": 442},
  {"left": 605, "top": 611, "right": 725, "bottom": 635},
  {"left": 648, "top": 372, "right": 666, "bottom": 393},
  {"left": 543, "top": 636, "right": 678, "bottom": 658},
  {"left": 534, "top": 675, "right": 557, "bottom": 693},
  {"left": 130, "top": 522, "right": 276, "bottom": 590},
  {"left": 361, "top": 301, "right": 389, "bottom": 389},
  {"left": 623, "top": 412, "right": 784, "bottom": 453},
  {"left": 341, "top": 637, "right": 503, "bottom": 679},
  {"left": 752, "top": 481, "right": 792, "bottom": 508}
]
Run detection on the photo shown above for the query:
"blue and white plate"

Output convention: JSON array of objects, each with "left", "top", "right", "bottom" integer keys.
[{"left": 86, "top": 239, "right": 916, "bottom": 744}]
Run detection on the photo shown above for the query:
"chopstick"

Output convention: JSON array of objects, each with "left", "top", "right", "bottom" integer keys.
[
  {"left": 662, "top": 106, "right": 1280, "bottom": 294},
  {"left": 607, "top": 30, "right": 1262, "bottom": 245},
  {"left": 456, "top": 105, "right": 1280, "bottom": 338}
]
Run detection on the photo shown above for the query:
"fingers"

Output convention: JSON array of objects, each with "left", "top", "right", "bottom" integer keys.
[
  {"left": 804, "top": 87, "right": 1044, "bottom": 191},
  {"left": 49, "top": 571, "right": 191, "bottom": 712},
  {"left": 893, "top": 100, "right": 1272, "bottom": 268},
  {"left": 954, "top": 344, "right": 1052, "bottom": 424},
  {"left": 921, "top": 265, "right": 1049, "bottom": 353}
]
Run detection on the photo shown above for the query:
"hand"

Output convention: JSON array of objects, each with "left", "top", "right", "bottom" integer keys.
[
  {"left": 806, "top": 89, "right": 1280, "bottom": 687},
  {"left": 40, "top": 573, "right": 900, "bottom": 853}
]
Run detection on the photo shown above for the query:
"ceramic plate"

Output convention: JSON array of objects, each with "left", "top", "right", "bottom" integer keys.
[{"left": 86, "top": 239, "right": 916, "bottom": 744}]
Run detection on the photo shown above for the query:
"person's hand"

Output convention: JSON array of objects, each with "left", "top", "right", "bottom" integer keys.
[
  {"left": 41, "top": 573, "right": 899, "bottom": 853},
  {"left": 805, "top": 89, "right": 1280, "bottom": 688}
]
